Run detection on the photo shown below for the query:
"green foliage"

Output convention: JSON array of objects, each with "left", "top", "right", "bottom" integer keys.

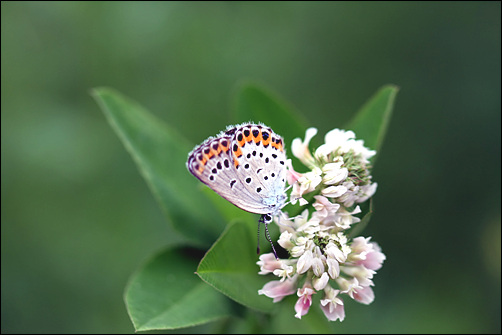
[
  {"left": 93, "top": 83, "right": 397, "bottom": 332},
  {"left": 197, "top": 220, "right": 274, "bottom": 313},
  {"left": 92, "top": 88, "right": 226, "bottom": 247},
  {"left": 232, "top": 81, "right": 309, "bottom": 144},
  {"left": 345, "top": 85, "right": 399, "bottom": 162},
  {"left": 124, "top": 247, "right": 233, "bottom": 331}
]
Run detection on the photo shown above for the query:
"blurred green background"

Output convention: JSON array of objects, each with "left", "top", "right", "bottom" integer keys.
[{"left": 1, "top": 1, "right": 500, "bottom": 333}]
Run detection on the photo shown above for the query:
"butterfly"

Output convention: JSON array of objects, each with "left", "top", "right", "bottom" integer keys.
[{"left": 186, "top": 123, "right": 288, "bottom": 259}]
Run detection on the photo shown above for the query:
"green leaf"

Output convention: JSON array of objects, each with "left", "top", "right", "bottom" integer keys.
[
  {"left": 92, "top": 88, "right": 226, "bottom": 247},
  {"left": 232, "top": 81, "right": 309, "bottom": 145},
  {"left": 345, "top": 85, "right": 399, "bottom": 162},
  {"left": 124, "top": 247, "right": 233, "bottom": 331},
  {"left": 197, "top": 220, "right": 275, "bottom": 313}
]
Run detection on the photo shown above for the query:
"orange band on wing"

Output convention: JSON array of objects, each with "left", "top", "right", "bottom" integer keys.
[
  {"left": 237, "top": 137, "right": 246, "bottom": 147},
  {"left": 233, "top": 146, "right": 242, "bottom": 158},
  {"left": 244, "top": 132, "right": 253, "bottom": 143},
  {"left": 211, "top": 146, "right": 220, "bottom": 156},
  {"left": 220, "top": 141, "right": 230, "bottom": 153},
  {"left": 271, "top": 138, "right": 283, "bottom": 151},
  {"left": 262, "top": 136, "right": 271, "bottom": 147},
  {"left": 205, "top": 151, "right": 214, "bottom": 160}
]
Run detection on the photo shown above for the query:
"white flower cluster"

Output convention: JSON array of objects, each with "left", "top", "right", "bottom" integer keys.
[
  {"left": 257, "top": 128, "right": 385, "bottom": 322},
  {"left": 290, "top": 127, "right": 377, "bottom": 208}
]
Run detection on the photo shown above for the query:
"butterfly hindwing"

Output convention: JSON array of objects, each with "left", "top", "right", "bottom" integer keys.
[{"left": 186, "top": 123, "right": 287, "bottom": 216}]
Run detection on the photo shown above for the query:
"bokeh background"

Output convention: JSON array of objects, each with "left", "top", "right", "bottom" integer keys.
[{"left": 1, "top": 2, "right": 500, "bottom": 333}]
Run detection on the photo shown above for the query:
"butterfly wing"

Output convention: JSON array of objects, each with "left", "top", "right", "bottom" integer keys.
[
  {"left": 187, "top": 123, "right": 287, "bottom": 215},
  {"left": 186, "top": 132, "right": 267, "bottom": 213},
  {"left": 230, "top": 124, "right": 287, "bottom": 214}
]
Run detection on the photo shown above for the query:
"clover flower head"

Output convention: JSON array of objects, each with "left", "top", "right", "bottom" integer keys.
[{"left": 257, "top": 127, "right": 385, "bottom": 322}]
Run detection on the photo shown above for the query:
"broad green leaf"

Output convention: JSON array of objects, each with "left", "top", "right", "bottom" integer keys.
[
  {"left": 232, "top": 81, "right": 309, "bottom": 145},
  {"left": 124, "top": 247, "right": 233, "bottom": 331},
  {"left": 345, "top": 85, "right": 399, "bottom": 161},
  {"left": 197, "top": 220, "right": 275, "bottom": 313},
  {"left": 92, "top": 88, "right": 225, "bottom": 247}
]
